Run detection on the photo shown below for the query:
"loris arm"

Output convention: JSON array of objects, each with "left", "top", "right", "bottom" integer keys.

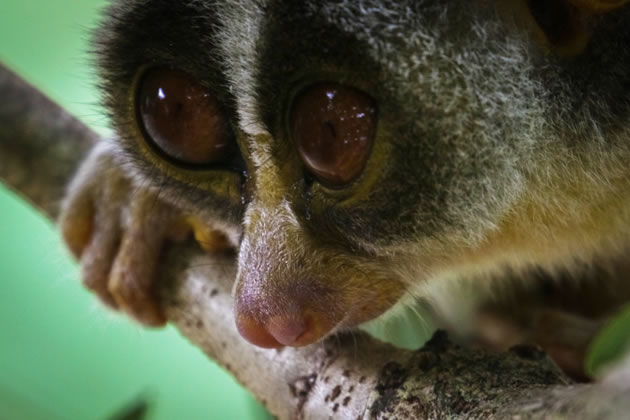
[{"left": 59, "top": 141, "right": 234, "bottom": 326}]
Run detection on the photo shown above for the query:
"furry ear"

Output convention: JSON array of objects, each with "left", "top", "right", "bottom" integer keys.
[{"left": 527, "top": 0, "right": 629, "bottom": 55}]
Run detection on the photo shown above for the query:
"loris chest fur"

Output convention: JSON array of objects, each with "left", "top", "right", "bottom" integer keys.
[{"left": 61, "top": 0, "right": 630, "bottom": 378}]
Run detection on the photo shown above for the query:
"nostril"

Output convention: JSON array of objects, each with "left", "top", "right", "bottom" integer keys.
[
  {"left": 236, "top": 312, "right": 321, "bottom": 348},
  {"left": 235, "top": 314, "right": 283, "bottom": 348},
  {"left": 265, "top": 315, "right": 310, "bottom": 346}
]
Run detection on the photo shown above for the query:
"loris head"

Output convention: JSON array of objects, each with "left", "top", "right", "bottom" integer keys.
[{"left": 95, "top": 0, "right": 630, "bottom": 347}]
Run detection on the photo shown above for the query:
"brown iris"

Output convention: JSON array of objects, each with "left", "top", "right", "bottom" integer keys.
[
  {"left": 291, "top": 83, "right": 377, "bottom": 187},
  {"left": 136, "top": 68, "right": 234, "bottom": 166}
]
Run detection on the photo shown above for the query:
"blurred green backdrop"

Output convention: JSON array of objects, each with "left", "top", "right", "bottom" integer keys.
[{"left": 0, "top": 1, "right": 266, "bottom": 419}]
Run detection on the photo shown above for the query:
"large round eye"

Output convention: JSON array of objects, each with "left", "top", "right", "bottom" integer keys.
[
  {"left": 136, "top": 68, "right": 234, "bottom": 166},
  {"left": 291, "top": 83, "right": 377, "bottom": 187}
]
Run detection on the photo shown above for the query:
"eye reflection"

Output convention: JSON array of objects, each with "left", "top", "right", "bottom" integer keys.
[
  {"left": 136, "top": 68, "right": 235, "bottom": 166},
  {"left": 291, "top": 83, "right": 377, "bottom": 187}
]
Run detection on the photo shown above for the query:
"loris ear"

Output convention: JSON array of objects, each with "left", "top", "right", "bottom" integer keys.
[{"left": 527, "top": 0, "right": 629, "bottom": 55}]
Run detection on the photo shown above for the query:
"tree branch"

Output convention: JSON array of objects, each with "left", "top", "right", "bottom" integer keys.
[
  {"left": 0, "top": 63, "right": 97, "bottom": 218},
  {"left": 2, "top": 61, "right": 629, "bottom": 419}
]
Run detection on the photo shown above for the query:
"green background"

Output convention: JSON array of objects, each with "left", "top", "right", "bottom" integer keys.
[{"left": 0, "top": 1, "right": 266, "bottom": 419}]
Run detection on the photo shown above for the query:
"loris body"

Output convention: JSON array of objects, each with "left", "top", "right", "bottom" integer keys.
[{"left": 61, "top": 0, "right": 630, "bottom": 374}]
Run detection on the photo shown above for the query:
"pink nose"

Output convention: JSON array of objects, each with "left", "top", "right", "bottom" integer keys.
[{"left": 236, "top": 313, "right": 318, "bottom": 348}]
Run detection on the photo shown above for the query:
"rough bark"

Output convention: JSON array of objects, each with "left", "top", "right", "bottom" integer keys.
[{"left": 2, "top": 61, "right": 630, "bottom": 419}]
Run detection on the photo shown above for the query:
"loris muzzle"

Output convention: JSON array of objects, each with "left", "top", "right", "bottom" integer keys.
[{"left": 61, "top": 0, "right": 630, "bottom": 358}]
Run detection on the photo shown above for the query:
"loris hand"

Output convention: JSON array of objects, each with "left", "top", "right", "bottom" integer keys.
[{"left": 59, "top": 141, "right": 231, "bottom": 326}]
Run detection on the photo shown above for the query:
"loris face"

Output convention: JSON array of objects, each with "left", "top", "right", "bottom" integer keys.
[{"left": 79, "top": 0, "right": 630, "bottom": 348}]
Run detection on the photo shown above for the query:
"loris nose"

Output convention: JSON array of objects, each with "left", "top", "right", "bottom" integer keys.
[{"left": 236, "top": 312, "right": 321, "bottom": 348}]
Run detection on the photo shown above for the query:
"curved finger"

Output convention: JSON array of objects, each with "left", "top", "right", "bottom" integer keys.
[
  {"left": 108, "top": 190, "right": 174, "bottom": 326},
  {"left": 59, "top": 189, "right": 95, "bottom": 259},
  {"left": 80, "top": 221, "right": 121, "bottom": 309}
]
